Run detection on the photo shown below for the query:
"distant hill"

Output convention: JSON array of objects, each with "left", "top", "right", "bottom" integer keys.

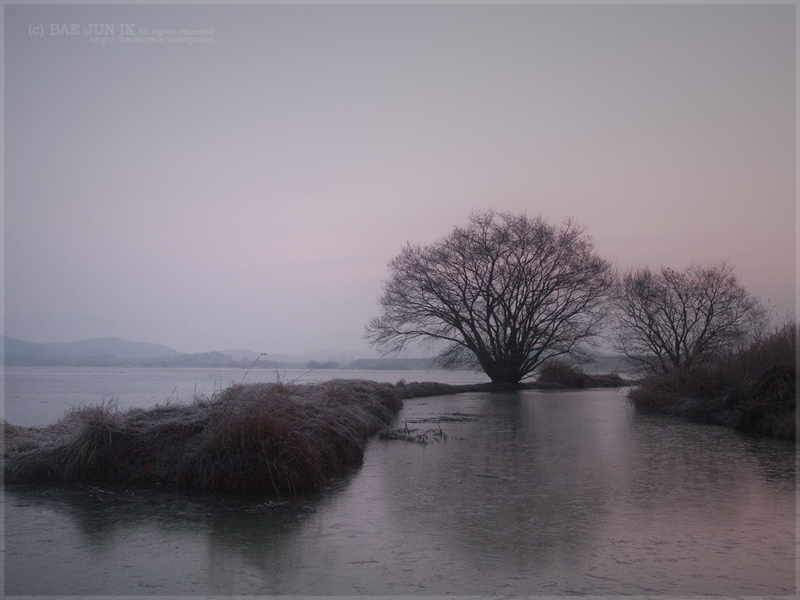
[
  {"left": 1, "top": 335, "right": 634, "bottom": 373},
  {"left": 221, "top": 348, "right": 264, "bottom": 362},
  {"left": 2, "top": 335, "right": 182, "bottom": 366},
  {"left": 1, "top": 336, "right": 350, "bottom": 368}
]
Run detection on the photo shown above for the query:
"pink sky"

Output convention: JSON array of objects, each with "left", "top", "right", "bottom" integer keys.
[{"left": 4, "top": 4, "right": 795, "bottom": 355}]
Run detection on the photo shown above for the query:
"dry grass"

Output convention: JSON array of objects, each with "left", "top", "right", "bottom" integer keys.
[
  {"left": 392, "top": 380, "right": 464, "bottom": 399},
  {"left": 629, "top": 322, "right": 796, "bottom": 439},
  {"left": 536, "top": 359, "right": 591, "bottom": 387},
  {"left": 4, "top": 369, "right": 634, "bottom": 493},
  {"left": 5, "top": 380, "right": 402, "bottom": 494},
  {"left": 536, "top": 358, "right": 626, "bottom": 388}
]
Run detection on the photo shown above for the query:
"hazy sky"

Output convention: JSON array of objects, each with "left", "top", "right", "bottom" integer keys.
[{"left": 4, "top": 3, "right": 796, "bottom": 356}]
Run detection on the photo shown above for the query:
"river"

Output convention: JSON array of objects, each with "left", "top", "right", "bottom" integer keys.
[{"left": 3, "top": 368, "right": 796, "bottom": 595}]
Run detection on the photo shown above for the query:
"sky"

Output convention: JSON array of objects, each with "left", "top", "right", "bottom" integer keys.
[{"left": 4, "top": 3, "right": 796, "bottom": 356}]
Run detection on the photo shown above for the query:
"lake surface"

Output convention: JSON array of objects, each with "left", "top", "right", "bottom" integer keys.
[
  {"left": 2, "top": 365, "right": 491, "bottom": 427},
  {"left": 4, "top": 369, "right": 796, "bottom": 595}
]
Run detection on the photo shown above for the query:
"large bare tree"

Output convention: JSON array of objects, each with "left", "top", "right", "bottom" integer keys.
[
  {"left": 612, "top": 261, "right": 768, "bottom": 374},
  {"left": 366, "top": 211, "right": 615, "bottom": 385}
]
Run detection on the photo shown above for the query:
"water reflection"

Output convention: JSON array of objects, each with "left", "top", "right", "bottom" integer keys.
[
  {"left": 5, "top": 389, "right": 795, "bottom": 596},
  {"left": 371, "top": 393, "right": 615, "bottom": 568}
]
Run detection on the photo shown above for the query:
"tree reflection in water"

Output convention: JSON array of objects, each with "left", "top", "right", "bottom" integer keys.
[{"left": 6, "top": 389, "right": 795, "bottom": 595}]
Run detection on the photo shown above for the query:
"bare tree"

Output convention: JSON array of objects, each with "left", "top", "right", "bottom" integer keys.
[
  {"left": 365, "top": 211, "right": 615, "bottom": 385},
  {"left": 612, "top": 261, "right": 769, "bottom": 374}
]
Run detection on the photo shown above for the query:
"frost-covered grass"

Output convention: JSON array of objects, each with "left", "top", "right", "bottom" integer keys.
[
  {"left": 3, "top": 369, "right": 636, "bottom": 494},
  {"left": 4, "top": 380, "right": 402, "bottom": 494},
  {"left": 628, "top": 322, "right": 796, "bottom": 439}
]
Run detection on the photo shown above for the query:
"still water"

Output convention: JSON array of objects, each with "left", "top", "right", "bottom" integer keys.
[
  {"left": 4, "top": 369, "right": 796, "bottom": 595},
  {"left": 2, "top": 365, "right": 490, "bottom": 427}
]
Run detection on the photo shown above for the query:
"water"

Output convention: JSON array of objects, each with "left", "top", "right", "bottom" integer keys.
[
  {"left": 2, "top": 365, "right": 490, "bottom": 427},
  {"left": 4, "top": 370, "right": 796, "bottom": 596}
]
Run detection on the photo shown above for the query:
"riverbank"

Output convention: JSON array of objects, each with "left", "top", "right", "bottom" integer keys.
[
  {"left": 627, "top": 322, "right": 796, "bottom": 440},
  {"left": 4, "top": 372, "right": 629, "bottom": 493},
  {"left": 4, "top": 379, "right": 402, "bottom": 494},
  {"left": 393, "top": 368, "right": 629, "bottom": 399}
]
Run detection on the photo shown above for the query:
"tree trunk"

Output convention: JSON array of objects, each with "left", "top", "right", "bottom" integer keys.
[{"left": 482, "top": 357, "right": 524, "bottom": 385}]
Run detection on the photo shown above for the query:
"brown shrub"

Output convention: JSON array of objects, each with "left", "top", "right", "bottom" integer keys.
[
  {"left": 534, "top": 359, "right": 626, "bottom": 388},
  {"left": 536, "top": 359, "right": 591, "bottom": 387},
  {"left": 629, "top": 322, "right": 796, "bottom": 438}
]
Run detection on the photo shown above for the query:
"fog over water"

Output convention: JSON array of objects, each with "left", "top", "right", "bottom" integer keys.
[{"left": 4, "top": 4, "right": 795, "bottom": 356}]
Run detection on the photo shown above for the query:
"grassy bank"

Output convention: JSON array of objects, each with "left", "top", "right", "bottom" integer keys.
[
  {"left": 392, "top": 368, "right": 629, "bottom": 399},
  {"left": 4, "top": 379, "right": 402, "bottom": 494},
  {"left": 628, "top": 322, "right": 796, "bottom": 439},
  {"left": 4, "top": 371, "right": 630, "bottom": 493}
]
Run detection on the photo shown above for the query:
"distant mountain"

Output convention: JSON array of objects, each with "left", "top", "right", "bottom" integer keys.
[
  {"left": 220, "top": 348, "right": 264, "bottom": 362},
  {"left": 49, "top": 337, "right": 180, "bottom": 360},
  {"left": 2, "top": 335, "right": 183, "bottom": 366},
  {"left": 1, "top": 335, "right": 374, "bottom": 368},
  {"left": 1, "top": 336, "right": 634, "bottom": 373}
]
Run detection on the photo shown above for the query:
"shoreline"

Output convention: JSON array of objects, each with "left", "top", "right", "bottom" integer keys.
[
  {"left": 4, "top": 375, "right": 629, "bottom": 494},
  {"left": 392, "top": 373, "right": 630, "bottom": 400},
  {"left": 5, "top": 370, "right": 791, "bottom": 499},
  {"left": 5, "top": 379, "right": 401, "bottom": 494}
]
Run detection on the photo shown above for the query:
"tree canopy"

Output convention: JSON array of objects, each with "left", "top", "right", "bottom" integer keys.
[
  {"left": 366, "top": 211, "right": 615, "bottom": 385},
  {"left": 611, "top": 261, "right": 769, "bottom": 374}
]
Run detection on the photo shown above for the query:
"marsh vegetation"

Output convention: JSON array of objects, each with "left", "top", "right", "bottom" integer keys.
[
  {"left": 4, "top": 379, "right": 402, "bottom": 493},
  {"left": 4, "top": 369, "right": 631, "bottom": 493},
  {"left": 628, "top": 321, "right": 796, "bottom": 438}
]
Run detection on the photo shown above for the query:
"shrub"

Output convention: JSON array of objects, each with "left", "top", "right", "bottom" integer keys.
[
  {"left": 536, "top": 359, "right": 592, "bottom": 387},
  {"left": 629, "top": 322, "right": 796, "bottom": 438},
  {"left": 534, "top": 359, "right": 625, "bottom": 388}
]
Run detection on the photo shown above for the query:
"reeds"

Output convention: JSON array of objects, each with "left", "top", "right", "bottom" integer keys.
[
  {"left": 4, "top": 371, "right": 633, "bottom": 493},
  {"left": 629, "top": 321, "right": 796, "bottom": 439},
  {"left": 5, "top": 380, "right": 402, "bottom": 494},
  {"left": 392, "top": 380, "right": 463, "bottom": 399},
  {"left": 536, "top": 358, "right": 626, "bottom": 388}
]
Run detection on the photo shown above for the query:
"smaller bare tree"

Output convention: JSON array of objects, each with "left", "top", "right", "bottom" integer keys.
[{"left": 612, "top": 261, "right": 768, "bottom": 374}]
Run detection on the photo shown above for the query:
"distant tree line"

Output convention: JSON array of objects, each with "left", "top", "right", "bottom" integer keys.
[
  {"left": 305, "top": 360, "right": 341, "bottom": 369},
  {"left": 142, "top": 352, "right": 243, "bottom": 368}
]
